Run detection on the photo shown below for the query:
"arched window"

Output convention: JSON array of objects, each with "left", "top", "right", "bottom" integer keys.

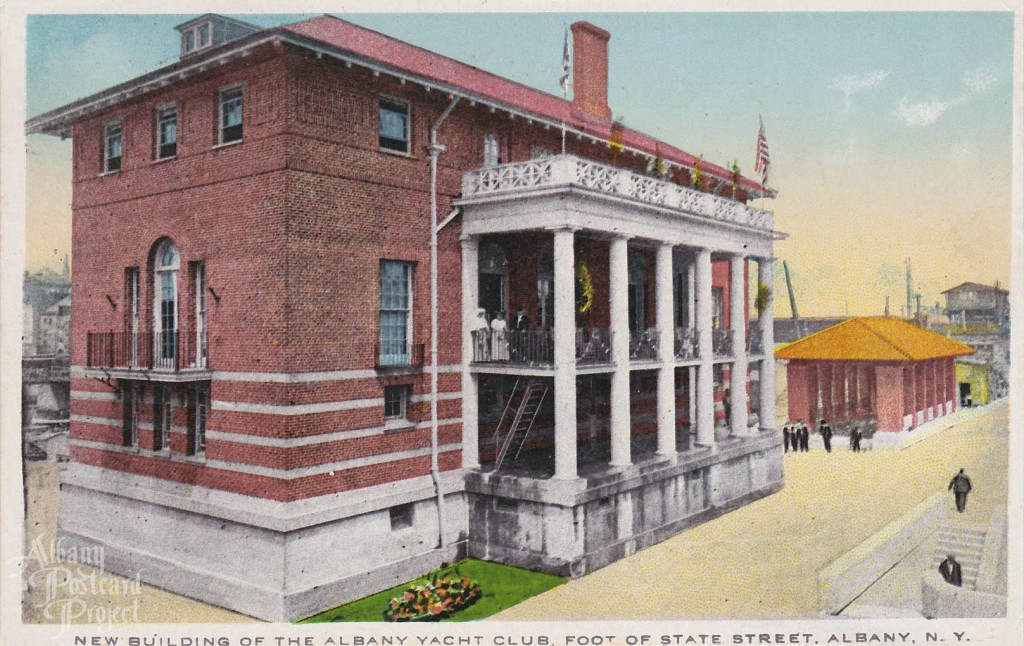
[{"left": 154, "top": 239, "right": 179, "bottom": 368}]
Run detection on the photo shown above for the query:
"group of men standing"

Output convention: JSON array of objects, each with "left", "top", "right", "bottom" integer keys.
[
  {"left": 782, "top": 423, "right": 810, "bottom": 452},
  {"left": 783, "top": 419, "right": 867, "bottom": 453}
]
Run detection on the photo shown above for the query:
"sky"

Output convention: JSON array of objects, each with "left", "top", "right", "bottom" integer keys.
[{"left": 21, "top": 10, "right": 1017, "bottom": 317}]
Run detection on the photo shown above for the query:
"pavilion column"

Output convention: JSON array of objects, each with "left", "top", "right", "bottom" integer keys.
[
  {"left": 729, "top": 255, "right": 748, "bottom": 436},
  {"left": 758, "top": 257, "right": 775, "bottom": 430},
  {"left": 460, "top": 235, "right": 480, "bottom": 469},
  {"left": 656, "top": 242, "right": 676, "bottom": 455},
  {"left": 695, "top": 249, "right": 715, "bottom": 446},
  {"left": 552, "top": 227, "right": 578, "bottom": 480},
  {"left": 609, "top": 236, "right": 632, "bottom": 467}
]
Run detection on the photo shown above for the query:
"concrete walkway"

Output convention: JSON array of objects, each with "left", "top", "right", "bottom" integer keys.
[{"left": 492, "top": 399, "right": 1009, "bottom": 620}]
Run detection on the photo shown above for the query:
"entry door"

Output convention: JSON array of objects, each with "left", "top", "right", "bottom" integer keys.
[{"left": 478, "top": 274, "right": 505, "bottom": 319}]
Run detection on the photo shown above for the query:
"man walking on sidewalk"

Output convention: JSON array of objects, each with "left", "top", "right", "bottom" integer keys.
[{"left": 948, "top": 468, "right": 973, "bottom": 513}]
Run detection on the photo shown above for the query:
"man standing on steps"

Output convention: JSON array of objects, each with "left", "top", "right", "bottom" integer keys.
[
  {"left": 948, "top": 468, "right": 973, "bottom": 513},
  {"left": 939, "top": 554, "right": 963, "bottom": 587}
]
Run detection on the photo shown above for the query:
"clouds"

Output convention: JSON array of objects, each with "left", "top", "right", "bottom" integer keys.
[
  {"left": 832, "top": 70, "right": 890, "bottom": 111},
  {"left": 894, "top": 64, "right": 1002, "bottom": 127}
]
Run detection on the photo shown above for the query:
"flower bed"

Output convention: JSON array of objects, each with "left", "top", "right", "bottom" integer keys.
[{"left": 383, "top": 574, "right": 483, "bottom": 622}]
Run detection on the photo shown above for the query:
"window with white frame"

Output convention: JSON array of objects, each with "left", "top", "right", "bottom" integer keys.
[
  {"left": 379, "top": 97, "right": 410, "bottom": 153},
  {"left": 193, "top": 262, "right": 207, "bottom": 368},
  {"left": 182, "top": 20, "right": 213, "bottom": 56},
  {"left": 384, "top": 385, "right": 409, "bottom": 422},
  {"left": 156, "top": 106, "right": 178, "bottom": 159},
  {"left": 219, "top": 87, "right": 244, "bottom": 144},
  {"left": 103, "top": 121, "right": 122, "bottom": 172},
  {"left": 154, "top": 239, "right": 179, "bottom": 369},
  {"left": 483, "top": 133, "right": 500, "bottom": 166},
  {"left": 379, "top": 261, "right": 412, "bottom": 365}
]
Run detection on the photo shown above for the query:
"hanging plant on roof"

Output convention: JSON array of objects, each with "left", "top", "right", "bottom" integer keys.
[
  {"left": 691, "top": 155, "right": 704, "bottom": 191},
  {"left": 576, "top": 262, "right": 595, "bottom": 314},
  {"left": 731, "top": 160, "right": 741, "bottom": 199}
]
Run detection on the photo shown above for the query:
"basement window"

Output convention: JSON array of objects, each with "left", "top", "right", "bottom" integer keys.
[{"left": 389, "top": 503, "right": 414, "bottom": 531}]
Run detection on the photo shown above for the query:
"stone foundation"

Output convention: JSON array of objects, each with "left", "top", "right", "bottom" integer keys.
[
  {"left": 58, "top": 464, "right": 468, "bottom": 621},
  {"left": 466, "top": 431, "right": 783, "bottom": 577}
]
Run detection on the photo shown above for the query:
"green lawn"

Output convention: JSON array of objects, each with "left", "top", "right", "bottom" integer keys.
[{"left": 298, "top": 559, "right": 566, "bottom": 623}]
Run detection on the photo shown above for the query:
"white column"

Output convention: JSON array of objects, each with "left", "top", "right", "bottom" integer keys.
[
  {"left": 656, "top": 242, "right": 676, "bottom": 455},
  {"left": 729, "top": 255, "right": 748, "bottom": 436},
  {"left": 687, "top": 259, "right": 696, "bottom": 440},
  {"left": 695, "top": 249, "right": 715, "bottom": 446},
  {"left": 758, "top": 257, "right": 776, "bottom": 431},
  {"left": 552, "top": 228, "right": 578, "bottom": 480},
  {"left": 460, "top": 236, "right": 480, "bottom": 468},
  {"left": 609, "top": 236, "right": 631, "bottom": 467}
]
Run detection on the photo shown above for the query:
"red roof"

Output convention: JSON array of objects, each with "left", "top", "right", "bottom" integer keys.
[{"left": 282, "top": 16, "right": 769, "bottom": 195}]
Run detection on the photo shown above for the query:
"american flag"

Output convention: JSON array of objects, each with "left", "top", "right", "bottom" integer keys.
[
  {"left": 755, "top": 116, "right": 771, "bottom": 186},
  {"left": 560, "top": 28, "right": 571, "bottom": 97}
]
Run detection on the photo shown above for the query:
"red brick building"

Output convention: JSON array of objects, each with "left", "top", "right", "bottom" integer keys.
[
  {"left": 776, "top": 317, "right": 975, "bottom": 438},
  {"left": 28, "top": 15, "right": 785, "bottom": 620}
]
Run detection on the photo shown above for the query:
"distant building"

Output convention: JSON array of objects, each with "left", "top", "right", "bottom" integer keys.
[
  {"left": 23, "top": 267, "right": 71, "bottom": 356},
  {"left": 776, "top": 317, "right": 974, "bottom": 435},
  {"left": 941, "top": 282, "right": 1010, "bottom": 402}
]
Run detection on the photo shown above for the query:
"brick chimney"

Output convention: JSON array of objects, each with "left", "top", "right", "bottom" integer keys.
[{"left": 570, "top": 21, "right": 612, "bottom": 121}]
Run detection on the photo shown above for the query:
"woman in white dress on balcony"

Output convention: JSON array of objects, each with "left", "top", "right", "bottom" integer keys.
[
  {"left": 473, "top": 308, "right": 490, "bottom": 360},
  {"left": 490, "top": 311, "right": 509, "bottom": 361}
]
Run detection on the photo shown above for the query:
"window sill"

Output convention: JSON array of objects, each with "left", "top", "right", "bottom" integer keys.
[
  {"left": 384, "top": 419, "right": 414, "bottom": 433},
  {"left": 379, "top": 146, "right": 417, "bottom": 160},
  {"left": 97, "top": 169, "right": 121, "bottom": 178},
  {"left": 152, "top": 155, "right": 177, "bottom": 164},
  {"left": 213, "top": 139, "right": 243, "bottom": 150}
]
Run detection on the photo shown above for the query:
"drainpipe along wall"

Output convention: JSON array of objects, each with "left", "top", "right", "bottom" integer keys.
[{"left": 428, "top": 96, "right": 460, "bottom": 550}]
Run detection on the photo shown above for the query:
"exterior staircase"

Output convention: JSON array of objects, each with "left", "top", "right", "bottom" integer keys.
[
  {"left": 494, "top": 379, "right": 548, "bottom": 469},
  {"left": 931, "top": 524, "right": 986, "bottom": 589}
]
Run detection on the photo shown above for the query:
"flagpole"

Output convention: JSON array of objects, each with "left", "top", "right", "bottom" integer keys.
[{"left": 561, "top": 25, "right": 569, "bottom": 155}]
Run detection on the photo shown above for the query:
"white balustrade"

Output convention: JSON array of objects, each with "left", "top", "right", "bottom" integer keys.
[{"left": 461, "top": 155, "right": 774, "bottom": 231}]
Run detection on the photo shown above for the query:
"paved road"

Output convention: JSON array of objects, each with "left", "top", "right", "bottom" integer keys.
[{"left": 492, "top": 399, "right": 1009, "bottom": 620}]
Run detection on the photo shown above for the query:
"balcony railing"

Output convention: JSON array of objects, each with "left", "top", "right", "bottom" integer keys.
[
  {"left": 461, "top": 154, "right": 774, "bottom": 231},
  {"left": 712, "top": 328, "right": 732, "bottom": 357},
  {"left": 629, "top": 329, "right": 660, "bottom": 360},
  {"left": 472, "top": 328, "right": 613, "bottom": 366},
  {"left": 375, "top": 343, "right": 426, "bottom": 368},
  {"left": 747, "top": 328, "right": 764, "bottom": 354},
  {"left": 87, "top": 330, "right": 206, "bottom": 372},
  {"left": 675, "top": 327, "right": 697, "bottom": 360}
]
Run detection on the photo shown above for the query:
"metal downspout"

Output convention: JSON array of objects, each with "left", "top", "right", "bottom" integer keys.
[{"left": 428, "top": 96, "right": 460, "bottom": 550}]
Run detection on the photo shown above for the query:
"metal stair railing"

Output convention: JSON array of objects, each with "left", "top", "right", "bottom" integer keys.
[{"left": 495, "top": 380, "right": 549, "bottom": 469}]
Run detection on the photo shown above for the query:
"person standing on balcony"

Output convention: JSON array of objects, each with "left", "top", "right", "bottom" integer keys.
[
  {"left": 473, "top": 308, "right": 490, "bottom": 360},
  {"left": 948, "top": 468, "right": 973, "bottom": 513},
  {"left": 491, "top": 312, "right": 509, "bottom": 361},
  {"left": 514, "top": 306, "right": 531, "bottom": 331}
]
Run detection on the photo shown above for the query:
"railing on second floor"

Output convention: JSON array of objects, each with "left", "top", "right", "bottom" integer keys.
[
  {"left": 675, "top": 327, "right": 697, "bottom": 360},
  {"left": 472, "top": 328, "right": 615, "bottom": 366},
  {"left": 87, "top": 330, "right": 205, "bottom": 372},
  {"left": 629, "top": 329, "right": 660, "bottom": 360},
  {"left": 712, "top": 328, "right": 732, "bottom": 358}
]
